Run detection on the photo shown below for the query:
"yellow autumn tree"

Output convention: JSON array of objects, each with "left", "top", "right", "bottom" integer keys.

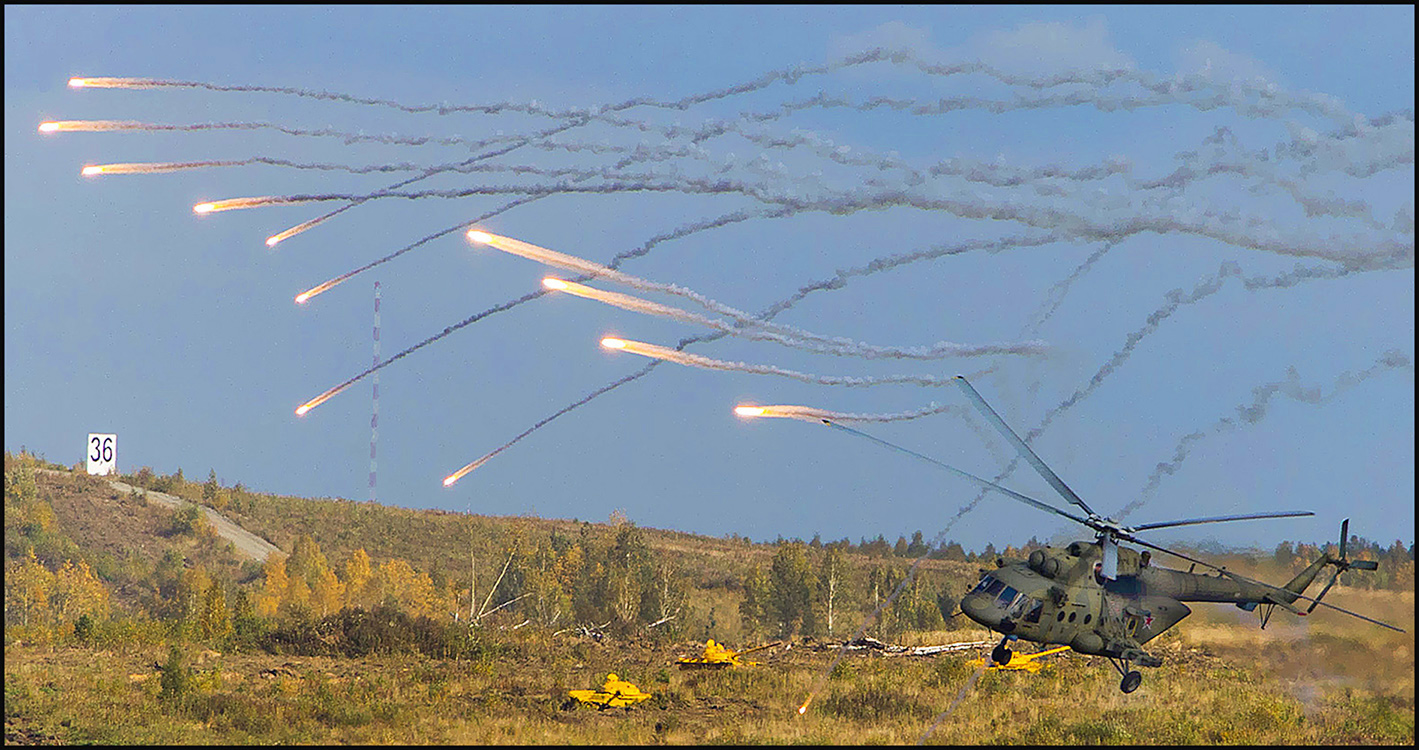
[
  {"left": 376, "top": 558, "right": 435, "bottom": 617},
  {"left": 52, "top": 558, "right": 110, "bottom": 623},
  {"left": 177, "top": 566, "right": 212, "bottom": 624},
  {"left": 199, "top": 579, "right": 232, "bottom": 641},
  {"left": 284, "top": 575, "right": 312, "bottom": 616},
  {"left": 285, "top": 535, "right": 330, "bottom": 585},
  {"left": 256, "top": 553, "right": 289, "bottom": 618},
  {"left": 311, "top": 565, "right": 345, "bottom": 617},
  {"left": 5, "top": 548, "right": 54, "bottom": 628},
  {"left": 343, "top": 548, "right": 373, "bottom": 609}
]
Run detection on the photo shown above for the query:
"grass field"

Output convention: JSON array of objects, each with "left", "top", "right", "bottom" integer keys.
[
  {"left": 6, "top": 459, "right": 1412, "bottom": 744},
  {"left": 6, "top": 593, "right": 1412, "bottom": 745}
]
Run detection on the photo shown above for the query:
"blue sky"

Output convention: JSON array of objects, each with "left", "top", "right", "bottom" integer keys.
[{"left": 5, "top": 6, "right": 1414, "bottom": 555}]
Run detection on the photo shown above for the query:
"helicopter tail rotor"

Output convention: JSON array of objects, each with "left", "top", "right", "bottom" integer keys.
[{"left": 1306, "top": 518, "right": 1379, "bottom": 613}]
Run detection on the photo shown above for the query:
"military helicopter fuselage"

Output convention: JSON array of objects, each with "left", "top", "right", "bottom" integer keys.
[
  {"left": 809, "top": 375, "right": 1400, "bottom": 694},
  {"left": 959, "top": 539, "right": 1334, "bottom": 666}
]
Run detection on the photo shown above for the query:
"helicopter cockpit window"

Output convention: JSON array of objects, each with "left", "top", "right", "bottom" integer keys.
[
  {"left": 1005, "top": 592, "right": 1032, "bottom": 619},
  {"left": 970, "top": 575, "right": 996, "bottom": 595},
  {"left": 1024, "top": 598, "right": 1044, "bottom": 624},
  {"left": 997, "top": 586, "right": 1019, "bottom": 609},
  {"left": 984, "top": 579, "right": 1007, "bottom": 598}
]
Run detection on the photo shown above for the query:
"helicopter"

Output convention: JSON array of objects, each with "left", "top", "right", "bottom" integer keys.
[{"left": 820, "top": 375, "right": 1403, "bottom": 694}]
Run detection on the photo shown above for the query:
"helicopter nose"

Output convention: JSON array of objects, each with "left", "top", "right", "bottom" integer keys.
[{"left": 960, "top": 592, "right": 997, "bottom": 625}]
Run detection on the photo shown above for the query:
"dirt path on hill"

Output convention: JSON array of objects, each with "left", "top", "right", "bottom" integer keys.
[
  {"left": 39, "top": 469, "right": 281, "bottom": 562},
  {"left": 107, "top": 478, "right": 282, "bottom": 562}
]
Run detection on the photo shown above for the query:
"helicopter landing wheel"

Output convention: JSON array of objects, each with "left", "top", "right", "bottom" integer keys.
[
  {"left": 1120, "top": 670, "right": 1142, "bottom": 694},
  {"left": 991, "top": 644, "right": 1013, "bottom": 666}
]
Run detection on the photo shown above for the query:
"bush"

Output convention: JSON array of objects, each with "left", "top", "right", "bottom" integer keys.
[
  {"left": 158, "top": 644, "right": 191, "bottom": 707},
  {"left": 263, "top": 605, "right": 487, "bottom": 660},
  {"left": 167, "top": 505, "right": 205, "bottom": 537},
  {"left": 73, "top": 614, "right": 94, "bottom": 644}
]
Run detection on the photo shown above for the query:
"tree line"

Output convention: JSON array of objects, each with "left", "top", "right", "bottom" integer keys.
[{"left": 5, "top": 450, "right": 1413, "bottom": 656}]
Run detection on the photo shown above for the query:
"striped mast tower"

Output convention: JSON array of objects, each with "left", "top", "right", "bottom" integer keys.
[{"left": 370, "top": 281, "right": 380, "bottom": 504}]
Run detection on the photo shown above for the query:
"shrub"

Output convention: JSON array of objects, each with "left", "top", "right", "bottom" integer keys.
[
  {"left": 263, "top": 604, "right": 487, "bottom": 660},
  {"left": 167, "top": 505, "right": 205, "bottom": 537},
  {"left": 158, "top": 644, "right": 191, "bottom": 707},
  {"left": 73, "top": 614, "right": 94, "bottom": 644}
]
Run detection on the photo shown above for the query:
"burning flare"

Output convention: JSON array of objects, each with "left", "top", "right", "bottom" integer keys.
[
  {"left": 734, "top": 404, "right": 837, "bottom": 422},
  {"left": 68, "top": 77, "right": 163, "bottom": 89},
  {"left": 192, "top": 196, "right": 286, "bottom": 214},
  {"left": 38, "top": 120, "right": 146, "bottom": 133}
]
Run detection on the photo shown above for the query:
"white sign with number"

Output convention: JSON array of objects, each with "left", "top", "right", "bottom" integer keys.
[{"left": 87, "top": 433, "right": 116, "bottom": 475}]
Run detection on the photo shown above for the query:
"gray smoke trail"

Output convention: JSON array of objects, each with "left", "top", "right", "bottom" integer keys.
[
  {"left": 167, "top": 86, "right": 1405, "bottom": 279},
  {"left": 89, "top": 49, "right": 892, "bottom": 120},
  {"left": 269, "top": 116, "right": 591, "bottom": 246},
  {"left": 448, "top": 361, "right": 663, "bottom": 483},
  {"left": 493, "top": 232, "right": 1049, "bottom": 362},
  {"left": 59, "top": 119, "right": 502, "bottom": 148},
  {"left": 988, "top": 252, "right": 1413, "bottom": 472},
  {"left": 300, "top": 207, "right": 789, "bottom": 388},
  {"left": 556, "top": 279, "right": 1046, "bottom": 361},
  {"left": 425, "top": 227, "right": 1067, "bottom": 484},
  {"left": 1115, "top": 350, "right": 1415, "bottom": 521},
  {"left": 895, "top": 51, "right": 1358, "bottom": 126},
  {"left": 608, "top": 338, "right": 997, "bottom": 388},
  {"left": 78, "top": 51, "right": 1409, "bottom": 264},
  {"left": 421, "top": 220, "right": 1405, "bottom": 486},
  {"left": 258, "top": 50, "right": 901, "bottom": 246},
  {"left": 127, "top": 61, "right": 1390, "bottom": 262},
  {"left": 297, "top": 197, "right": 544, "bottom": 300},
  {"left": 250, "top": 171, "right": 1411, "bottom": 270},
  {"left": 918, "top": 656, "right": 992, "bottom": 744},
  {"left": 958, "top": 254, "right": 1412, "bottom": 520},
  {"left": 1020, "top": 241, "right": 1117, "bottom": 337}
]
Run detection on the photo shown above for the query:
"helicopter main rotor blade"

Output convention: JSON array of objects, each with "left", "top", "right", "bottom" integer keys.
[
  {"left": 1339, "top": 518, "right": 1349, "bottom": 560},
  {"left": 1128, "top": 510, "right": 1315, "bottom": 532},
  {"left": 1307, "top": 570, "right": 1340, "bottom": 613},
  {"left": 821, "top": 420, "right": 1093, "bottom": 529},
  {"left": 953, "top": 376, "right": 1097, "bottom": 517},
  {"left": 1117, "top": 533, "right": 1405, "bottom": 633}
]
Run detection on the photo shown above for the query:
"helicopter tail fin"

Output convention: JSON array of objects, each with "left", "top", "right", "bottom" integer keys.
[
  {"left": 1276, "top": 551, "right": 1332, "bottom": 606},
  {"left": 1242, "top": 518, "right": 1383, "bottom": 627}
]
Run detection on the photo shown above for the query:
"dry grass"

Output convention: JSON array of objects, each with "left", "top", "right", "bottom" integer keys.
[
  {"left": 8, "top": 460, "right": 1412, "bottom": 743},
  {"left": 6, "top": 605, "right": 1413, "bottom": 745}
]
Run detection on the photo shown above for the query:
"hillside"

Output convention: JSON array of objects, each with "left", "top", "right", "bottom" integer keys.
[
  {"left": 6, "top": 454, "right": 985, "bottom": 646},
  {"left": 4, "top": 450, "right": 1413, "bottom": 744},
  {"left": 8, "top": 452, "right": 1412, "bottom": 642}
]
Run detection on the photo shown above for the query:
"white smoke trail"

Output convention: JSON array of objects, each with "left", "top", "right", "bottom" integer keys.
[
  {"left": 1115, "top": 350, "right": 1415, "bottom": 521},
  {"left": 60, "top": 47, "right": 1410, "bottom": 512},
  {"left": 484, "top": 232, "right": 1046, "bottom": 360},
  {"left": 548, "top": 278, "right": 1046, "bottom": 360},
  {"left": 602, "top": 336, "right": 996, "bottom": 388},
  {"left": 1020, "top": 242, "right": 1118, "bottom": 337}
]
